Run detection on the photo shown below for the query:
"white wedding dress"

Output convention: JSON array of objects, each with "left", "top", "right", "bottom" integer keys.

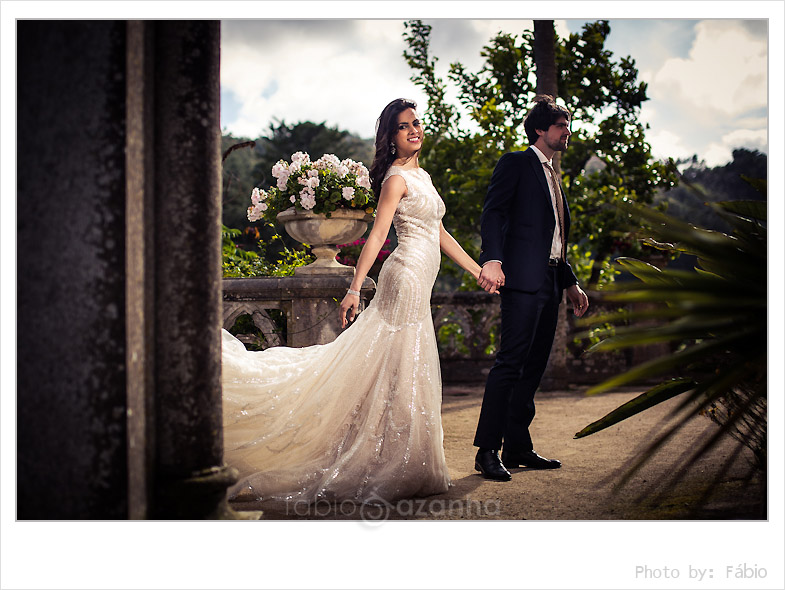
[{"left": 222, "top": 166, "right": 451, "bottom": 504}]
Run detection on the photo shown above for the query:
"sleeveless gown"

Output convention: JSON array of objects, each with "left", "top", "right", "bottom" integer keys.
[{"left": 221, "top": 166, "right": 451, "bottom": 504}]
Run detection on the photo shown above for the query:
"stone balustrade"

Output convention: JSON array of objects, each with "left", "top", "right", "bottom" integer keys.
[
  {"left": 222, "top": 276, "right": 376, "bottom": 348},
  {"left": 223, "top": 280, "right": 641, "bottom": 389}
]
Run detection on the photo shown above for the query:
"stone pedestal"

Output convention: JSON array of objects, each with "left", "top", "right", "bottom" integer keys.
[{"left": 276, "top": 208, "right": 375, "bottom": 276}]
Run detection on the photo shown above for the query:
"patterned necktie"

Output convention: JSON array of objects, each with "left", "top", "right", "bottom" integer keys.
[{"left": 544, "top": 162, "right": 566, "bottom": 261}]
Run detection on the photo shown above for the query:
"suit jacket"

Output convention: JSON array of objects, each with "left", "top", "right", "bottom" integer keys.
[{"left": 478, "top": 148, "right": 578, "bottom": 292}]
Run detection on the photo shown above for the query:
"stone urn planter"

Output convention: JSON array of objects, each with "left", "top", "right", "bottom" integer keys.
[{"left": 276, "top": 207, "right": 374, "bottom": 275}]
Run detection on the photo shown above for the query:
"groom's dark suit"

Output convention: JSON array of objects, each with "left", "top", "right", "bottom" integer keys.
[{"left": 473, "top": 147, "right": 578, "bottom": 453}]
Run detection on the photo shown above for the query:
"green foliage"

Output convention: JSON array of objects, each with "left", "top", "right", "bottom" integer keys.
[
  {"left": 402, "top": 20, "right": 679, "bottom": 288},
  {"left": 436, "top": 321, "right": 470, "bottom": 357},
  {"left": 222, "top": 224, "right": 314, "bottom": 278},
  {"left": 227, "top": 310, "right": 288, "bottom": 351},
  {"left": 221, "top": 225, "right": 266, "bottom": 277},
  {"left": 575, "top": 188, "right": 767, "bottom": 480}
]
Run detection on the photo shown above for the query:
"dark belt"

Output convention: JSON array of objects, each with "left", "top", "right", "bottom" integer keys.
[{"left": 548, "top": 257, "right": 560, "bottom": 267}]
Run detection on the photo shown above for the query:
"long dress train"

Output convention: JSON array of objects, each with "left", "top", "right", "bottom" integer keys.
[{"left": 221, "top": 166, "right": 451, "bottom": 504}]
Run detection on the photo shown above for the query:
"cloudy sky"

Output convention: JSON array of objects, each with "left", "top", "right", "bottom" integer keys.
[{"left": 221, "top": 18, "right": 769, "bottom": 167}]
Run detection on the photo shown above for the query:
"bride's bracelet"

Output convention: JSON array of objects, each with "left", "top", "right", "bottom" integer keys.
[{"left": 347, "top": 288, "right": 361, "bottom": 297}]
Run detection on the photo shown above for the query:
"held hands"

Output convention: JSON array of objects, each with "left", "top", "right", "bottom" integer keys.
[
  {"left": 477, "top": 261, "right": 505, "bottom": 295},
  {"left": 340, "top": 292, "right": 360, "bottom": 328},
  {"left": 567, "top": 284, "right": 589, "bottom": 317}
]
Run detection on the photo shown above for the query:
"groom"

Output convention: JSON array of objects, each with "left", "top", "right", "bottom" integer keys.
[{"left": 473, "top": 95, "right": 589, "bottom": 481}]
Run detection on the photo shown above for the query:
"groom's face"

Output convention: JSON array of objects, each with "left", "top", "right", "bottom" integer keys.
[{"left": 539, "top": 116, "right": 572, "bottom": 152}]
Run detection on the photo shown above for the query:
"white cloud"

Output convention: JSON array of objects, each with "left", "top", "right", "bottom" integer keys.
[
  {"left": 220, "top": 19, "right": 551, "bottom": 141},
  {"left": 645, "top": 128, "right": 694, "bottom": 162},
  {"left": 651, "top": 20, "right": 767, "bottom": 121},
  {"left": 636, "top": 20, "right": 768, "bottom": 165},
  {"left": 221, "top": 20, "right": 422, "bottom": 139},
  {"left": 220, "top": 19, "right": 770, "bottom": 167},
  {"left": 702, "top": 127, "right": 769, "bottom": 167}
]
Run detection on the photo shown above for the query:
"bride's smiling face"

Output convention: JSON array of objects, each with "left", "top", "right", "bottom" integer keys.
[{"left": 392, "top": 108, "right": 423, "bottom": 158}]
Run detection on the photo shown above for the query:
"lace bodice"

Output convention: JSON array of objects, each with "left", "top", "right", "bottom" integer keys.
[{"left": 374, "top": 166, "right": 445, "bottom": 329}]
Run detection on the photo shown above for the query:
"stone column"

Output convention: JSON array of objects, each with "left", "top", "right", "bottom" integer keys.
[
  {"left": 148, "top": 21, "right": 253, "bottom": 519},
  {"left": 17, "top": 20, "right": 253, "bottom": 520}
]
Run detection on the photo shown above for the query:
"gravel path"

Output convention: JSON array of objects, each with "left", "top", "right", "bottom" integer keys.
[{"left": 230, "top": 385, "right": 765, "bottom": 521}]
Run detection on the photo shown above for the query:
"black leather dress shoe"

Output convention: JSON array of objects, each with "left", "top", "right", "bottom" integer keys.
[
  {"left": 501, "top": 450, "right": 561, "bottom": 470},
  {"left": 474, "top": 449, "right": 512, "bottom": 481}
]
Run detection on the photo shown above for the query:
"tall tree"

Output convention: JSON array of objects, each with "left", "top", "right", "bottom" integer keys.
[
  {"left": 532, "top": 20, "right": 561, "bottom": 174},
  {"left": 403, "top": 20, "right": 678, "bottom": 288},
  {"left": 533, "top": 20, "right": 558, "bottom": 96}
]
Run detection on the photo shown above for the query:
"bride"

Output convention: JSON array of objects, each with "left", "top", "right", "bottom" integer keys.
[{"left": 221, "top": 98, "right": 498, "bottom": 506}]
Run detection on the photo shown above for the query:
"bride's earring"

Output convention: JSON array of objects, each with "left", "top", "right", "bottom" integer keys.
[{"left": 390, "top": 142, "right": 396, "bottom": 155}]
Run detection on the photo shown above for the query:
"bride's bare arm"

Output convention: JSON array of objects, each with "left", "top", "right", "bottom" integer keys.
[
  {"left": 339, "top": 175, "right": 406, "bottom": 327},
  {"left": 439, "top": 223, "right": 501, "bottom": 294}
]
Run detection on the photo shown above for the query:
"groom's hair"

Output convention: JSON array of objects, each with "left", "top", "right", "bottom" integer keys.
[{"left": 524, "top": 95, "right": 571, "bottom": 145}]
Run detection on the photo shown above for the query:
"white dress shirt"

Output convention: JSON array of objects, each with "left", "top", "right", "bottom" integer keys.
[{"left": 530, "top": 145, "right": 564, "bottom": 261}]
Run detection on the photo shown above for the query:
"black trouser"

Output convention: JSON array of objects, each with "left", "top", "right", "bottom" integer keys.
[{"left": 473, "top": 265, "right": 563, "bottom": 452}]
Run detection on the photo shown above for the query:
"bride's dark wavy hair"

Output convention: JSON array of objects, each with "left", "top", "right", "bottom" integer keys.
[{"left": 369, "top": 98, "right": 418, "bottom": 198}]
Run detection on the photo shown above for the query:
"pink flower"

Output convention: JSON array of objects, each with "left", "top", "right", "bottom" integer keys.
[{"left": 342, "top": 186, "right": 355, "bottom": 201}]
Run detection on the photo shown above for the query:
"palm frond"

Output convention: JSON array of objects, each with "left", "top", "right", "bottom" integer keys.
[{"left": 575, "top": 191, "right": 767, "bottom": 484}]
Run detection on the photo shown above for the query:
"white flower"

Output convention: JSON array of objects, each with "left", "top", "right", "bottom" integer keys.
[
  {"left": 316, "top": 154, "right": 340, "bottom": 170},
  {"left": 299, "top": 187, "right": 316, "bottom": 210},
  {"left": 247, "top": 205, "right": 261, "bottom": 222},
  {"left": 248, "top": 151, "right": 376, "bottom": 222},
  {"left": 272, "top": 161, "right": 290, "bottom": 190},
  {"left": 291, "top": 151, "right": 310, "bottom": 165},
  {"left": 271, "top": 161, "right": 289, "bottom": 179}
]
